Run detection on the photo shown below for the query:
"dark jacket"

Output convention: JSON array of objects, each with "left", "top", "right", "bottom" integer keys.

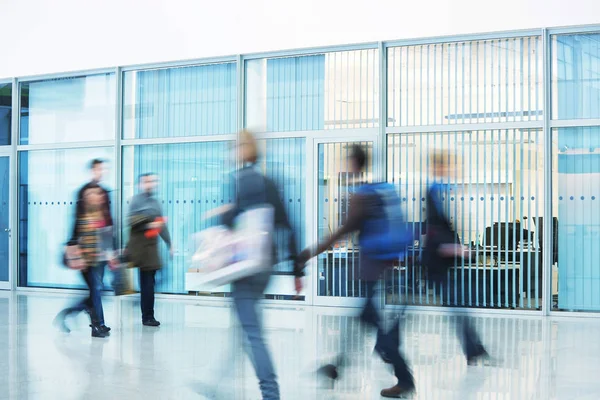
[
  {"left": 423, "top": 183, "right": 461, "bottom": 283},
  {"left": 126, "top": 193, "right": 172, "bottom": 271},
  {"left": 222, "top": 166, "right": 298, "bottom": 292},
  {"left": 70, "top": 181, "right": 113, "bottom": 246}
]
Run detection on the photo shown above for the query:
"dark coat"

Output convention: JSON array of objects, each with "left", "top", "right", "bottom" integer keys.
[{"left": 126, "top": 193, "right": 171, "bottom": 271}]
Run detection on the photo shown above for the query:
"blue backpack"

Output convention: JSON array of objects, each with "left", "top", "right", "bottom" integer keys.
[{"left": 357, "top": 183, "right": 413, "bottom": 261}]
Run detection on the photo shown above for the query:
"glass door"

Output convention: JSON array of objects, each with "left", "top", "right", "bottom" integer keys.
[
  {"left": 0, "top": 155, "right": 11, "bottom": 289},
  {"left": 312, "top": 137, "right": 378, "bottom": 307}
]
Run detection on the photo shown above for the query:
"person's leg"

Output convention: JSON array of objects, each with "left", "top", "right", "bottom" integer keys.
[
  {"left": 87, "top": 267, "right": 105, "bottom": 326},
  {"left": 361, "top": 281, "right": 415, "bottom": 397},
  {"left": 233, "top": 293, "right": 279, "bottom": 400},
  {"left": 139, "top": 269, "right": 157, "bottom": 323}
]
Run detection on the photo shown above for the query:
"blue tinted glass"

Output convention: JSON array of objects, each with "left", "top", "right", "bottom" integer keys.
[
  {"left": 0, "top": 156, "right": 8, "bottom": 281},
  {"left": 554, "top": 127, "right": 600, "bottom": 310},
  {"left": 122, "top": 63, "right": 237, "bottom": 139},
  {"left": 20, "top": 74, "right": 116, "bottom": 145},
  {"left": 121, "top": 141, "right": 235, "bottom": 294},
  {"left": 0, "top": 83, "right": 11, "bottom": 145},
  {"left": 553, "top": 34, "right": 600, "bottom": 119},
  {"left": 18, "top": 148, "right": 115, "bottom": 288}
]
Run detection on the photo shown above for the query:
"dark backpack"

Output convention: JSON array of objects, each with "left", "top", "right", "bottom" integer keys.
[{"left": 357, "top": 183, "right": 413, "bottom": 261}]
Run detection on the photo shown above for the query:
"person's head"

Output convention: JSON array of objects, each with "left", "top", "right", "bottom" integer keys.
[
  {"left": 430, "top": 150, "right": 454, "bottom": 179},
  {"left": 349, "top": 145, "right": 367, "bottom": 174},
  {"left": 139, "top": 173, "right": 159, "bottom": 195},
  {"left": 83, "top": 184, "right": 103, "bottom": 210},
  {"left": 237, "top": 130, "right": 259, "bottom": 165},
  {"left": 89, "top": 159, "right": 106, "bottom": 183}
]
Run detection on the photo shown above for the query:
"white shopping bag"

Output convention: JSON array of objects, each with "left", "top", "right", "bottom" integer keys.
[{"left": 186, "top": 205, "right": 274, "bottom": 291}]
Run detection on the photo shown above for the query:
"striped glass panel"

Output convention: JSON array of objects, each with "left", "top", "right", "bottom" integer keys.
[
  {"left": 386, "top": 130, "right": 544, "bottom": 309},
  {"left": 121, "top": 141, "right": 235, "bottom": 294},
  {"left": 18, "top": 147, "right": 115, "bottom": 289},
  {"left": 317, "top": 141, "right": 373, "bottom": 298},
  {"left": 553, "top": 127, "right": 600, "bottom": 311},
  {"left": 387, "top": 37, "right": 542, "bottom": 126},
  {"left": 122, "top": 63, "right": 237, "bottom": 139},
  {"left": 256, "top": 138, "right": 306, "bottom": 274},
  {"left": 0, "top": 82, "right": 11, "bottom": 146},
  {"left": 552, "top": 33, "right": 600, "bottom": 119},
  {"left": 245, "top": 49, "right": 379, "bottom": 132}
]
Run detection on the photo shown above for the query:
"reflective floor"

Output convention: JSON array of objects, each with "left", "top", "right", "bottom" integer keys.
[{"left": 1, "top": 291, "right": 600, "bottom": 399}]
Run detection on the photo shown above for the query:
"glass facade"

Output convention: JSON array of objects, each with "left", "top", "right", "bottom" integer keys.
[
  {"left": 122, "top": 63, "right": 237, "bottom": 139},
  {"left": 2, "top": 26, "right": 599, "bottom": 314},
  {"left": 0, "top": 83, "right": 11, "bottom": 146},
  {"left": 18, "top": 148, "right": 115, "bottom": 289},
  {"left": 20, "top": 74, "right": 116, "bottom": 145}
]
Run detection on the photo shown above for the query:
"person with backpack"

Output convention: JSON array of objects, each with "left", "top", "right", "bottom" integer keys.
[
  {"left": 296, "top": 145, "right": 416, "bottom": 399},
  {"left": 422, "top": 150, "right": 489, "bottom": 366}
]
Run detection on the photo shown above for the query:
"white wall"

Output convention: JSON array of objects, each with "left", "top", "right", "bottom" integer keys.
[{"left": 1, "top": 0, "right": 600, "bottom": 78}]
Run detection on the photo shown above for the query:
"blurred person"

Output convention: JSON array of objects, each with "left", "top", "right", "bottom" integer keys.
[
  {"left": 296, "top": 145, "right": 416, "bottom": 399},
  {"left": 54, "top": 184, "right": 115, "bottom": 338},
  {"left": 422, "top": 150, "right": 489, "bottom": 365},
  {"left": 71, "top": 159, "right": 114, "bottom": 288},
  {"left": 126, "top": 173, "right": 173, "bottom": 327},
  {"left": 220, "top": 130, "right": 299, "bottom": 400}
]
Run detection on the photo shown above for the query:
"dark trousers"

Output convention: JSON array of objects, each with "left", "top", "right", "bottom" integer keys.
[
  {"left": 362, "top": 281, "right": 415, "bottom": 389},
  {"left": 433, "top": 277, "right": 486, "bottom": 359},
  {"left": 139, "top": 269, "right": 157, "bottom": 322},
  {"left": 65, "top": 264, "right": 105, "bottom": 325}
]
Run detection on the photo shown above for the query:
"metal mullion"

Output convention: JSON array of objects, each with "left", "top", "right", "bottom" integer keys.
[
  {"left": 534, "top": 128, "right": 540, "bottom": 309},
  {"left": 481, "top": 130, "right": 487, "bottom": 307},
  {"left": 495, "top": 128, "right": 502, "bottom": 308},
  {"left": 460, "top": 130, "right": 466, "bottom": 306},
  {"left": 505, "top": 129, "right": 510, "bottom": 308},
  {"left": 526, "top": 128, "right": 533, "bottom": 309}
]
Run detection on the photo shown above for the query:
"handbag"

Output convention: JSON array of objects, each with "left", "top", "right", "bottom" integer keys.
[
  {"left": 61, "top": 245, "right": 86, "bottom": 270},
  {"left": 186, "top": 205, "right": 274, "bottom": 290}
]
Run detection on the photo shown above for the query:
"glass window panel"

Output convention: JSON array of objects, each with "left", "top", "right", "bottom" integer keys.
[
  {"left": 246, "top": 49, "right": 379, "bottom": 132},
  {"left": 121, "top": 141, "right": 235, "bottom": 294},
  {"left": 18, "top": 148, "right": 115, "bottom": 288},
  {"left": 122, "top": 63, "right": 237, "bottom": 139},
  {"left": 256, "top": 138, "right": 306, "bottom": 275},
  {"left": 552, "top": 34, "right": 600, "bottom": 120},
  {"left": 552, "top": 127, "right": 600, "bottom": 311},
  {"left": 386, "top": 130, "right": 544, "bottom": 309},
  {"left": 0, "top": 83, "right": 11, "bottom": 146},
  {"left": 387, "top": 37, "right": 542, "bottom": 126},
  {"left": 19, "top": 74, "right": 116, "bottom": 145}
]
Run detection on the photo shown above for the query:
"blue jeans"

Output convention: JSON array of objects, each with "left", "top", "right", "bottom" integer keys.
[
  {"left": 73, "top": 264, "right": 105, "bottom": 325},
  {"left": 232, "top": 277, "right": 280, "bottom": 400}
]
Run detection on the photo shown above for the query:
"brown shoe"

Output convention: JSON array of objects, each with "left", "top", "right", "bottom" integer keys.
[{"left": 380, "top": 385, "right": 415, "bottom": 398}]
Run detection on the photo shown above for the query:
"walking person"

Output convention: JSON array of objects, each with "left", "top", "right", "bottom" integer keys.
[
  {"left": 54, "top": 184, "right": 115, "bottom": 338},
  {"left": 126, "top": 173, "right": 173, "bottom": 327},
  {"left": 422, "top": 150, "right": 489, "bottom": 365},
  {"left": 72, "top": 159, "right": 114, "bottom": 291},
  {"left": 296, "top": 145, "right": 416, "bottom": 399},
  {"left": 220, "top": 130, "right": 299, "bottom": 400}
]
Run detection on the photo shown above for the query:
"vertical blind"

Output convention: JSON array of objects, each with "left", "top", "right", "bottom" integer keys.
[
  {"left": 388, "top": 37, "right": 543, "bottom": 126},
  {"left": 387, "top": 130, "right": 544, "bottom": 309},
  {"left": 123, "top": 63, "right": 237, "bottom": 139}
]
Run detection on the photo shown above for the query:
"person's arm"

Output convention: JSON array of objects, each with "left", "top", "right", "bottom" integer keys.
[
  {"left": 295, "top": 194, "right": 366, "bottom": 277},
  {"left": 128, "top": 196, "right": 154, "bottom": 232},
  {"left": 102, "top": 188, "right": 117, "bottom": 249}
]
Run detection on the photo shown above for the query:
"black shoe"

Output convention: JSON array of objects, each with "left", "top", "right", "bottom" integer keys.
[
  {"left": 467, "top": 349, "right": 490, "bottom": 366},
  {"left": 317, "top": 364, "right": 339, "bottom": 380},
  {"left": 91, "top": 324, "right": 109, "bottom": 338},
  {"left": 380, "top": 384, "right": 416, "bottom": 398},
  {"left": 99, "top": 325, "right": 111, "bottom": 334},
  {"left": 143, "top": 319, "right": 161, "bottom": 327}
]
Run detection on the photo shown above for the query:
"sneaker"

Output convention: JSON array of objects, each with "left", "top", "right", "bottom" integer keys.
[
  {"left": 380, "top": 384, "right": 415, "bottom": 398},
  {"left": 91, "top": 324, "right": 109, "bottom": 338},
  {"left": 143, "top": 319, "right": 161, "bottom": 327},
  {"left": 467, "top": 350, "right": 490, "bottom": 366},
  {"left": 317, "top": 363, "right": 339, "bottom": 380},
  {"left": 99, "top": 325, "right": 111, "bottom": 334}
]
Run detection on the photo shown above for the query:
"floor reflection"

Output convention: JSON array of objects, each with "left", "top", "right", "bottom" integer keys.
[{"left": 0, "top": 291, "right": 599, "bottom": 399}]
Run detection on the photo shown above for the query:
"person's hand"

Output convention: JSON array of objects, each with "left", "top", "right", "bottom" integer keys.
[
  {"left": 148, "top": 221, "right": 164, "bottom": 230},
  {"left": 294, "top": 277, "right": 303, "bottom": 296},
  {"left": 439, "top": 244, "right": 468, "bottom": 258}
]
